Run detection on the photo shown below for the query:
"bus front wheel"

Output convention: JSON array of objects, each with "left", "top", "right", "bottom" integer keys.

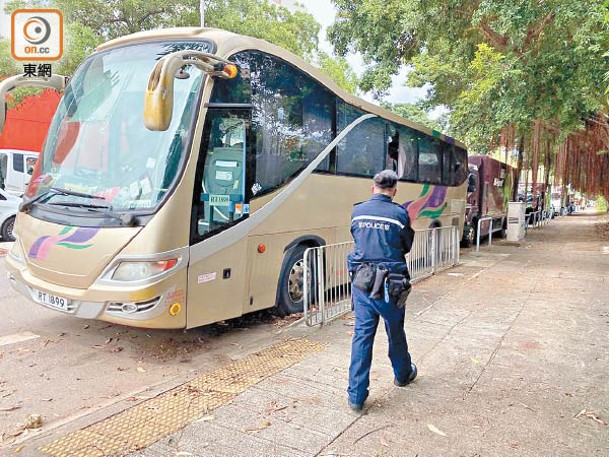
[{"left": 276, "top": 244, "right": 312, "bottom": 317}]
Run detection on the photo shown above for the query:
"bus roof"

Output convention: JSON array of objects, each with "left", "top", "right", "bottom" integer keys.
[{"left": 96, "top": 27, "right": 467, "bottom": 150}]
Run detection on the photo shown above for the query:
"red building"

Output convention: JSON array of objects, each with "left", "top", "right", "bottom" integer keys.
[{"left": 0, "top": 89, "right": 60, "bottom": 152}]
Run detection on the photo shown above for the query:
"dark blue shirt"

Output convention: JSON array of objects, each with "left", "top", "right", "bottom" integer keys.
[{"left": 347, "top": 194, "right": 415, "bottom": 275}]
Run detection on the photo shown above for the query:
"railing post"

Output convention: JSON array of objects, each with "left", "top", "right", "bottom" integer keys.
[
  {"left": 316, "top": 248, "right": 325, "bottom": 326},
  {"left": 489, "top": 219, "right": 493, "bottom": 248},
  {"left": 431, "top": 227, "right": 437, "bottom": 273}
]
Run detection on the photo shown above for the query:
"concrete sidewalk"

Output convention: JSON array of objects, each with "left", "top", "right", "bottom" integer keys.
[{"left": 21, "top": 213, "right": 609, "bottom": 456}]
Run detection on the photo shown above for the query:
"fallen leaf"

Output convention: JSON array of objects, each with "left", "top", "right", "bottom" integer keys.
[
  {"left": 15, "top": 446, "right": 24, "bottom": 453},
  {"left": 583, "top": 411, "right": 605, "bottom": 425},
  {"left": 0, "top": 405, "right": 21, "bottom": 412},
  {"left": 262, "top": 420, "right": 271, "bottom": 427},
  {"left": 427, "top": 423, "right": 447, "bottom": 437},
  {"left": 471, "top": 357, "right": 480, "bottom": 365},
  {"left": 574, "top": 409, "right": 587, "bottom": 419},
  {"left": 137, "top": 366, "right": 146, "bottom": 373}
]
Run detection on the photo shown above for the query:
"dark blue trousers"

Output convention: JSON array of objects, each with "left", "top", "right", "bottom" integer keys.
[{"left": 348, "top": 286, "right": 412, "bottom": 405}]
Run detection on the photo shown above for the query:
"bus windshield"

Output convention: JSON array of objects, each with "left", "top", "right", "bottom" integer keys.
[{"left": 28, "top": 41, "right": 208, "bottom": 217}]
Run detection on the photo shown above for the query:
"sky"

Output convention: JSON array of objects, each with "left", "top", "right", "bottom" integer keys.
[{"left": 297, "top": 0, "right": 428, "bottom": 105}]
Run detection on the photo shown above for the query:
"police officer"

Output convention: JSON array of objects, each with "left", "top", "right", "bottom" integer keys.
[{"left": 347, "top": 169, "right": 417, "bottom": 412}]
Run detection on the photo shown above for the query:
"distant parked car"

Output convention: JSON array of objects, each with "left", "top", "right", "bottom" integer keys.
[
  {"left": 0, "top": 188, "right": 20, "bottom": 241},
  {"left": 0, "top": 149, "right": 39, "bottom": 197}
]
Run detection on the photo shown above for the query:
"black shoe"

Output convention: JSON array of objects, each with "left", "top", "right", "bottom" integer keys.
[
  {"left": 394, "top": 363, "right": 417, "bottom": 387},
  {"left": 348, "top": 400, "right": 364, "bottom": 412}
]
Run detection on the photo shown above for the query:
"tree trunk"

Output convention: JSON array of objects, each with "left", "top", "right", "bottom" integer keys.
[{"left": 513, "top": 135, "right": 525, "bottom": 201}]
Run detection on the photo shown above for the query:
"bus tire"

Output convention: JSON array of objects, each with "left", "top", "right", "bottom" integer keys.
[
  {"left": 1, "top": 216, "right": 15, "bottom": 242},
  {"left": 275, "top": 244, "right": 312, "bottom": 317}
]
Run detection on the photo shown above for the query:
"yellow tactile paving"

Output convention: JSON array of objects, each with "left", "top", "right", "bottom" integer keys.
[{"left": 39, "top": 338, "right": 325, "bottom": 457}]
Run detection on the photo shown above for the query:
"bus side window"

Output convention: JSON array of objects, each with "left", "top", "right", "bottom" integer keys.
[
  {"left": 386, "top": 123, "right": 399, "bottom": 173},
  {"left": 445, "top": 145, "right": 467, "bottom": 186},
  {"left": 247, "top": 51, "right": 333, "bottom": 193},
  {"left": 417, "top": 137, "right": 442, "bottom": 184},
  {"left": 336, "top": 102, "right": 385, "bottom": 177},
  {"left": 398, "top": 126, "right": 418, "bottom": 181}
]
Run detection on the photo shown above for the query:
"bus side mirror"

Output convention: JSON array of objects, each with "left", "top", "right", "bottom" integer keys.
[
  {"left": 0, "top": 73, "right": 66, "bottom": 133},
  {"left": 144, "top": 57, "right": 181, "bottom": 132},
  {"left": 145, "top": 50, "right": 239, "bottom": 132}
]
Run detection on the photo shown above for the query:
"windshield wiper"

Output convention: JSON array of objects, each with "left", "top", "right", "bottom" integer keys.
[
  {"left": 21, "top": 187, "right": 105, "bottom": 213},
  {"left": 20, "top": 187, "right": 141, "bottom": 226},
  {"left": 47, "top": 201, "right": 140, "bottom": 226}
]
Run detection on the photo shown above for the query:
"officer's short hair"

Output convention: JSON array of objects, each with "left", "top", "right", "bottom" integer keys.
[{"left": 373, "top": 170, "right": 399, "bottom": 189}]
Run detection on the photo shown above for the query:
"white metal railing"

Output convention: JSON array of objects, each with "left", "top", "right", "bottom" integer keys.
[
  {"left": 303, "top": 226, "right": 460, "bottom": 327},
  {"left": 475, "top": 216, "right": 494, "bottom": 256},
  {"left": 303, "top": 242, "right": 353, "bottom": 327},
  {"left": 525, "top": 209, "right": 552, "bottom": 231}
]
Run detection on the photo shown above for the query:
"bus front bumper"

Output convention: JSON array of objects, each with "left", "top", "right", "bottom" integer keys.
[{"left": 5, "top": 256, "right": 187, "bottom": 329}]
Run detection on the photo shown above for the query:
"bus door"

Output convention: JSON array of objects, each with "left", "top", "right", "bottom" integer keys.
[{"left": 187, "top": 109, "right": 252, "bottom": 327}]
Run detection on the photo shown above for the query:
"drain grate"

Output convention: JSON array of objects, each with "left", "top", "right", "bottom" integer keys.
[{"left": 39, "top": 338, "right": 326, "bottom": 457}]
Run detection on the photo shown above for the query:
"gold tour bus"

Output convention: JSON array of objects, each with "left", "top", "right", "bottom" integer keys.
[{"left": 1, "top": 28, "right": 468, "bottom": 329}]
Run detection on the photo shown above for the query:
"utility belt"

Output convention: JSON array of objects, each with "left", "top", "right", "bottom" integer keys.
[{"left": 351, "top": 263, "right": 412, "bottom": 307}]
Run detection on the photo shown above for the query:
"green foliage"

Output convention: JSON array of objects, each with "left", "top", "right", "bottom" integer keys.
[
  {"left": 316, "top": 51, "right": 359, "bottom": 94},
  {"left": 381, "top": 102, "right": 442, "bottom": 132},
  {"left": 596, "top": 195, "right": 608, "bottom": 212},
  {"left": 1, "top": 0, "right": 359, "bottom": 111},
  {"left": 329, "top": 0, "right": 609, "bottom": 151},
  {"left": 3, "top": 0, "right": 322, "bottom": 72},
  {"left": 0, "top": 39, "right": 20, "bottom": 76},
  {"left": 201, "top": 0, "right": 320, "bottom": 59},
  {"left": 56, "top": 23, "right": 102, "bottom": 75}
]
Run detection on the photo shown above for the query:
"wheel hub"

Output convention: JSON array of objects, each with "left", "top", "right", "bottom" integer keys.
[{"left": 287, "top": 259, "right": 306, "bottom": 302}]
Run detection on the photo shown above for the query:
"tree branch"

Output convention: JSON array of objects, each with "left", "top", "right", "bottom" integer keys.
[
  {"left": 524, "top": 10, "right": 555, "bottom": 49},
  {"left": 479, "top": 22, "right": 508, "bottom": 50},
  {"left": 139, "top": 9, "right": 167, "bottom": 27}
]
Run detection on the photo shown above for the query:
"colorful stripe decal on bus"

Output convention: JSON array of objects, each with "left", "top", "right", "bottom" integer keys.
[
  {"left": 403, "top": 184, "right": 447, "bottom": 221},
  {"left": 29, "top": 226, "right": 99, "bottom": 260}
]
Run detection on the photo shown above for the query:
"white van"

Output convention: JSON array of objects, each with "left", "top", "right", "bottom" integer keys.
[{"left": 0, "top": 149, "right": 39, "bottom": 196}]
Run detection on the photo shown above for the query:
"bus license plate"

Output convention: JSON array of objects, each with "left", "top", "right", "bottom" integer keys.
[{"left": 34, "top": 289, "right": 70, "bottom": 311}]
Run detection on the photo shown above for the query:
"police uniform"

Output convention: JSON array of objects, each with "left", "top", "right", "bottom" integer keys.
[{"left": 347, "top": 193, "right": 415, "bottom": 408}]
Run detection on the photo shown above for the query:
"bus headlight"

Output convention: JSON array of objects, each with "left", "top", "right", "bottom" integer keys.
[
  {"left": 8, "top": 240, "right": 25, "bottom": 266},
  {"left": 112, "top": 259, "right": 178, "bottom": 281}
]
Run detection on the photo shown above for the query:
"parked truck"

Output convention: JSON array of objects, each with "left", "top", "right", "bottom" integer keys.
[{"left": 462, "top": 155, "right": 515, "bottom": 247}]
